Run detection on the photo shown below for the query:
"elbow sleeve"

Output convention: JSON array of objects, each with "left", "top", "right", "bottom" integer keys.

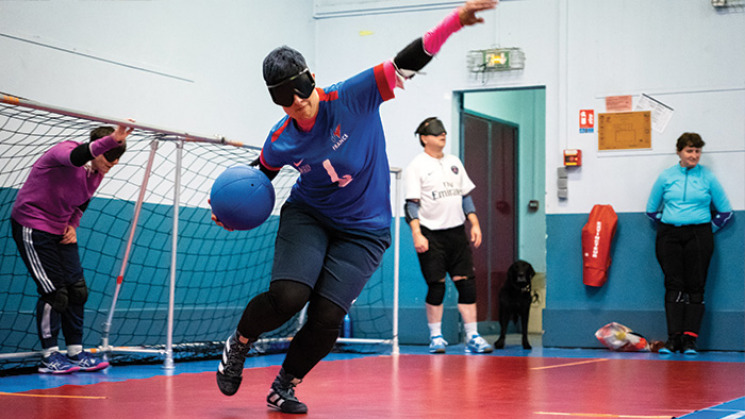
[
  {"left": 462, "top": 195, "right": 476, "bottom": 215},
  {"left": 393, "top": 38, "right": 433, "bottom": 79},
  {"left": 404, "top": 200, "right": 420, "bottom": 224},
  {"left": 69, "top": 143, "right": 94, "bottom": 167}
]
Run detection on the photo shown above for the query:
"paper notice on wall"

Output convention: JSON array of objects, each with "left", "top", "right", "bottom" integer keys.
[
  {"left": 635, "top": 93, "right": 674, "bottom": 133},
  {"left": 598, "top": 111, "right": 651, "bottom": 151},
  {"left": 605, "top": 95, "right": 633, "bottom": 112}
]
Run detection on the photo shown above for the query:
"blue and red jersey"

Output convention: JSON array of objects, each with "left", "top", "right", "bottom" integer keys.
[{"left": 260, "top": 64, "right": 395, "bottom": 231}]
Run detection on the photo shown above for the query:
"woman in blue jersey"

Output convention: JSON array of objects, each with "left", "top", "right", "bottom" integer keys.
[
  {"left": 211, "top": 1, "right": 498, "bottom": 413},
  {"left": 646, "top": 132, "right": 733, "bottom": 355}
]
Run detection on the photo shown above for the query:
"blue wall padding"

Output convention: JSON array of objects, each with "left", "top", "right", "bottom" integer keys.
[{"left": 544, "top": 211, "right": 744, "bottom": 350}]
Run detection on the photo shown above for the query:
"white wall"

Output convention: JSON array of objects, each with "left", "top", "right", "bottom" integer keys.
[
  {"left": 553, "top": 0, "right": 745, "bottom": 214},
  {"left": 314, "top": 0, "right": 745, "bottom": 215},
  {"left": 314, "top": 0, "right": 562, "bottom": 172},
  {"left": 0, "top": 0, "right": 315, "bottom": 146},
  {"left": 3, "top": 0, "right": 743, "bottom": 212}
]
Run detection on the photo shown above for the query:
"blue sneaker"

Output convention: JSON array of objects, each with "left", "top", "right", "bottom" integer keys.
[
  {"left": 429, "top": 335, "right": 448, "bottom": 353},
  {"left": 39, "top": 351, "right": 81, "bottom": 374},
  {"left": 68, "top": 351, "right": 110, "bottom": 372},
  {"left": 465, "top": 334, "right": 493, "bottom": 353},
  {"left": 681, "top": 335, "right": 698, "bottom": 355}
]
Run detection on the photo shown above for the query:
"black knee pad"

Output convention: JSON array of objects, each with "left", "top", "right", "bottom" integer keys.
[
  {"left": 665, "top": 290, "right": 688, "bottom": 304},
  {"left": 455, "top": 277, "right": 477, "bottom": 304},
  {"left": 42, "top": 287, "right": 69, "bottom": 313},
  {"left": 68, "top": 279, "right": 88, "bottom": 304},
  {"left": 425, "top": 281, "right": 446, "bottom": 306},
  {"left": 306, "top": 296, "right": 347, "bottom": 330},
  {"left": 688, "top": 293, "right": 704, "bottom": 304},
  {"left": 267, "top": 280, "right": 312, "bottom": 316}
]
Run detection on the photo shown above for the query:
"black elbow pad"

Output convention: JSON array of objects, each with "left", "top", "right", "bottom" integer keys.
[{"left": 393, "top": 38, "right": 433, "bottom": 77}]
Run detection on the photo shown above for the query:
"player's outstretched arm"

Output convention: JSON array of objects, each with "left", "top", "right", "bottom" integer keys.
[
  {"left": 458, "top": 0, "right": 498, "bottom": 26},
  {"left": 392, "top": 0, "right": 497, "bottom": 81}
]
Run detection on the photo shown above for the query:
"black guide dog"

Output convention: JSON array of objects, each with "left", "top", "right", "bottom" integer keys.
[{"left": 494, "top": 260, "right": 535, "bottom": 350}]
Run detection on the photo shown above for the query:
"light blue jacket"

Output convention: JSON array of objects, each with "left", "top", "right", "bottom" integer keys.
[{"left": 646, "top": 163, "right": 733, "bottom": 231}]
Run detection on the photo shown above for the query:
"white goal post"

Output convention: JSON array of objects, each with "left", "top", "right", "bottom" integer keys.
[{"left": 0, "top": 93, "right": 401, "bottom": 371}]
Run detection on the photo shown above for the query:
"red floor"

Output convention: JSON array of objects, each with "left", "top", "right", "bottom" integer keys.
[{"left": 1, "top": 354, "right": 743, "bottom": 418}]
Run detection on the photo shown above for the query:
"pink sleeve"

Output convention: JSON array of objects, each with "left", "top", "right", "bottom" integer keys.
[
  {"left": 422, "top": 8, "right": 463, "bottom": 56},
  {"left": 382, "top": 61, "right": 397, "bottom": 92}
]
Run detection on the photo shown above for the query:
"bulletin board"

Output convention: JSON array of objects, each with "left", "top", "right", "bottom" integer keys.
[{"left": 597, "top": 111, "right": 651, "bottom": 150}]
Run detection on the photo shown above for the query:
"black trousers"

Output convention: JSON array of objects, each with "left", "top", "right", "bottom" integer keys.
[
  {"left": 11, "top": 219, "right": 85, "bottom": 349},
  {"left": 655, "top": 223, "right": 714, "bottom": 336}
]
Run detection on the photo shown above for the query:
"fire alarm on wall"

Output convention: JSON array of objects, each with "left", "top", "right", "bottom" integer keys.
[{"left": 564, "top": 149, "right": 582, "bottom": 167}]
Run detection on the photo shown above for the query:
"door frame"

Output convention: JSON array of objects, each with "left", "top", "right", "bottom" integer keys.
[{"left": 459, "top": 110, "right": 519, "bottom": 321}]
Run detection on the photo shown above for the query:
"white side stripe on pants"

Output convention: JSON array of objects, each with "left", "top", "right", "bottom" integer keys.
[
  {"left": 22, "top": 226, "right": 55, "bottom": 294},
  {"left": 40, "top": 302, "right": 53, "bottom": 339}
]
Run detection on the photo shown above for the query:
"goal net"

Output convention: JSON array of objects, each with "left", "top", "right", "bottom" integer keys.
[{"left": 0, "top": 94, "right": 400, "bottom": 373}]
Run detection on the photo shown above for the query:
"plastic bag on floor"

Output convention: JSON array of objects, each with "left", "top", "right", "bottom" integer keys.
[{"left": 595, "top": 322, "right": 662, "bottom": 352}]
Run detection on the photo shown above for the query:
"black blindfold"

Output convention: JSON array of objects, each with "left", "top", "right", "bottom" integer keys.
[
  {"left": 416, "top": 119, "right": 447, "bottom": 136},
  {"left": 267, "top": 68, "right": 316, "bottom": 107}
]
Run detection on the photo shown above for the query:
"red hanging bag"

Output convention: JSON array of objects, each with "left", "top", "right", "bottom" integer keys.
[{"left": 582, "top": 204, "right": 618, "bottom": 287}]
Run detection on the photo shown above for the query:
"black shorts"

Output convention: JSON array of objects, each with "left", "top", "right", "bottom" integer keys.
[
  {"left": 416, "top": 224, "right": 475, "bottom": 283},
  {"left": 271, "top": 202, "right": 391, "bottom": 312}
]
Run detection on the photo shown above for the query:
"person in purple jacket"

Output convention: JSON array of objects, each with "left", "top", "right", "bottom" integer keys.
[{"left": 11, "top": 123, "right": 132, "bottom": 374}]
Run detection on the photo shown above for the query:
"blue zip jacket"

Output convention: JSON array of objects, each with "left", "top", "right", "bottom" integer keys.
[{"left": 646, "top": 163, "right": 733, "bottom": 231}]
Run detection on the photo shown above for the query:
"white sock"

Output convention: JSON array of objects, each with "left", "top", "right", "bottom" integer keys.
[
  {"left": 43, "top": 346, "right": 59, "bottom": 358},
  {"left": 67, "top": 344, "right": 83, "bottom": 357},
  {"left": 428, "top": 322, "right": 443, "bottom": 338},
  {"left": 464, "top": 322, "right": 479, "bottom": 338}
]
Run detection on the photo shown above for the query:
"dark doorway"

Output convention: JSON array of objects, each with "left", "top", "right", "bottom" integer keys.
[{"left": 461, "top": 112, "right": 517, "bottom": 321}]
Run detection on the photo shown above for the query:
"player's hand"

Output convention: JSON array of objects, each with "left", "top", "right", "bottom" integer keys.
[
  {"left": 208, "top": 199, "right": 234, "bottom": 231},
  {"left": 413, "top": 232, "right": 429, "bottom": 253},
  {"left": 60, "top": 225, "right": 77, "bottom": 244},
  {"left": 113, "top": 119, "right": 135, "bottom": 144},
  {"left": 470, "top": 224, "right": 482, "bottom": 249},
  {"left": 459, "top": 0, "right": 497, "bottom": 26}
]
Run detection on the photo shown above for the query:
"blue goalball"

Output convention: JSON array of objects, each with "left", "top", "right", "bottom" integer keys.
[{"left": 210, "top": 164, "right": 275, "bottom": 231}]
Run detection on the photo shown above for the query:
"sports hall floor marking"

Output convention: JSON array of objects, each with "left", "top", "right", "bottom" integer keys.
[
  {"left": 530, "top": 358, "right": 608, "bottom": 370},
  {"left": 534, "top": 412, "right": 670, "bottom": 418},
  {"left": 0, "top": 391, "right": 106, "bottom": 400}
]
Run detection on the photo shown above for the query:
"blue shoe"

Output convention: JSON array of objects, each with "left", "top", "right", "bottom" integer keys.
[
  {"left": 681, "top": 335, "right": 698, "bottom": 355},
  {"left": 68, "top": 351, "right": 110, "bottom": 372},
  {"left": 429, "top": 335, "right": 448, "bottom": 354},
  {"left": 658, "top": 335, "right": 680, "bottom": 355},
  {"left": 39, "top": 351, "right": 81, "bottom": 374},
  {"left": 465, "top": 334, "right": 493, "bottom": 353}
]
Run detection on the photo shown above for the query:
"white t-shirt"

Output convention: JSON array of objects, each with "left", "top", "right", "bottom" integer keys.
[{"left": 404, "top": 152, "right": 476, "bottom": 230}]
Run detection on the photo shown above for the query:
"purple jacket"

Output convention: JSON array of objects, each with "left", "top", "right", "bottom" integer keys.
[{"left": 11, "top": 135, "right": 120, "bottom": 235}]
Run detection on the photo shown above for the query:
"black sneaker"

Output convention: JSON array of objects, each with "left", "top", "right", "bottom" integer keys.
[
  {"left": 658, "top": 334, "right": 681, "bottom": 354},
  {"left": 267, "top": 368, "right": 308, "bottom": 414},
  {"left": 681, "top": 335, "right": 698, "bottom": 355},
  {"left": 216, "top": 331, "right": 251, "bottom": 396}
]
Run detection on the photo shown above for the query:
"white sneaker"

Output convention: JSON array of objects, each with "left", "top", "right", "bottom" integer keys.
[
  {"left": 465, "top": 334, "right": 493, "bottom": 353},
  {"left": 429, "top": 335, "right": 448, "bottom": 353}
]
